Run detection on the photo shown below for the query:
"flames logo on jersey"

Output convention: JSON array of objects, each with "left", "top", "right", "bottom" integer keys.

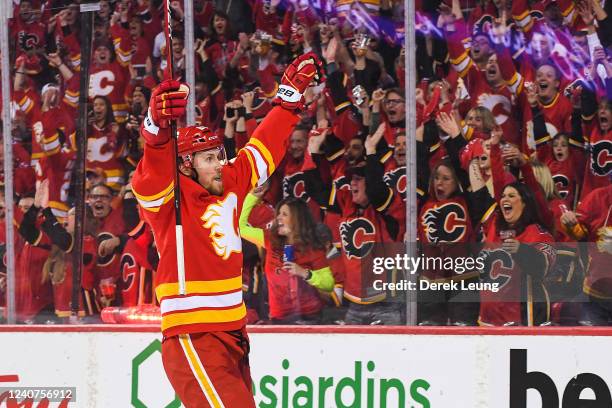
[
  {"left": 18, "top": 32, "right": 39, "bottom": 51},
  {"left": 477, "top": 93, "right": 512, "bottom": 126},
  {"left": 97, "top": 232, "right": 118, "bottom": 267},
  {"left": 282, "top": 172, "right": 309, "bottom": 201},
  {"left": 339, "top": 218, "right": 376, "bottom": 259},
  {"left": 421, "top": 203, "right": 467, "bottom": 243},
  {"left": 383, "top": 167, "right": 406, "bottom": 200},
  {"left": 552, "top": 174, "right": 570, "bottom": 199},
  {"left": 89, "top": 70, "right": 117, "bottom": 97},
  {"left": 590, "top": 140, "right": 612, "bottom": 176},
  {"left": 202, "top": 193, "right": 242, "bottom": 260},
  {"left": 478, "top": 248, "right": 513, "bottom": 289},
  {"left": 120, "top": 253, "right": 137, "bottom": 305},
  {"left": 526, "top": 121, "right": 559, "bottom": 151}
]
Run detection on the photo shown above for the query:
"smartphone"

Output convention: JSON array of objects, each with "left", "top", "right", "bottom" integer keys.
[{"left": 352, "top": 85, "right": 365, "bottom": 106}]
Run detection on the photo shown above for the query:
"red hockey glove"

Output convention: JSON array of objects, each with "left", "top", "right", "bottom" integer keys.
[
  {"left": 273, "top": 52, "right": 325, "bottom": 111},
  {"left": 149, "top": 80, "right": 190, "bottom": 128}
]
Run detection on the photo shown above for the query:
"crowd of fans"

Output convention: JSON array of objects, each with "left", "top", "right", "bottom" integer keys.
[
  {"left": 0, "top": 0, "right": 405, "bottom": 325},
  {"left": 415, "top": 0, "right": 612, "bottom": 326},
  {"left": 0, "top": 0, "right": 611, "bottom": 327}
]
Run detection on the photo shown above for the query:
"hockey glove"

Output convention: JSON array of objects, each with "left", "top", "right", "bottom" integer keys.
[
  {"left": 274, "top": 52, "right": 325, "bottom": 111},
  {"left": 149, "top": 80, "right": 190, "bottom": 128}
]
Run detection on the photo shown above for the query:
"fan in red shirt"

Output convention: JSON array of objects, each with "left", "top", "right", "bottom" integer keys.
[
  {"left": 240, "top": 191, "right": 334, "bottom": 324},
  {"left": 480, "top": 182, "right": 556, "bottom": 326}
]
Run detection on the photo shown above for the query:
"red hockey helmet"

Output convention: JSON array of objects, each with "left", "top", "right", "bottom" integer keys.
[{"left": 177, "top": 126, "right": 225, "bottom": 167}]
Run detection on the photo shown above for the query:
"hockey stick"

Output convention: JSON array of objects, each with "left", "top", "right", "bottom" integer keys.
[{"left": 163, "top": 0, "right": 187, "bottom": 296}]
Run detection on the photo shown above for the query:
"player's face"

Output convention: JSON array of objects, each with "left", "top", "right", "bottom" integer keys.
[
  {"left": 383, "top": 92, "right": 405, "bottom": 124},
  {"left": 552, "top": 137, "right": 569, "bottom": 161},
  {"left": 350, "top": 175, "right": 368, "bottom": 206},
  {"left": 471, "top": 35, "right": 491, "bottom": 63},
  {"left": 466, "top": 110, "right": 483, "bottom": 131},
  {"left": 598, "top": 104, "right": 611, "bottom": 132},
  {"left": 88, "top": 186, "right": 113, "bottom": 219},
  {"left": 345, "top": 138, "right": 364, "bottom": 164},
  {"left": 485, "top": 54, "right": 502, "bottom": 85},
  {"left": 394, "top": 135, "right": 406, "bottom": 166},
  {"left": 434, "top": 165, "right": 457, "bottom": 201},
  {"left": 288, "top": 130, "right": 307, "bottom": 160},
  {"left": 500, "top": 186, "right": 525, "bottom": 226},
  {"left": 276, "top": 205, "right": 293, "bottom": 237},
  {"left": 536, "top": 65, "right": 559, "bottom": 101},
  {"left": 192, "top": 149, "right": 225, "bottom": 196}
]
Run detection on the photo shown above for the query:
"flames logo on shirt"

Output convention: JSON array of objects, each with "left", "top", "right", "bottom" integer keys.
[
  {"left": 552, "top": 174, "right": 570, "bottom": 199},
  {"left": 383, "top": 167, "right": 406, "bottom": 200},
  {"left": 590, "top": 140, "right": 612, "bottom": 176},
  {"left": 202, "top": 193, "right": 242, "bottom": 260},
  {"left": 339, "top": 218, "right": 376, "bottom": 260},
  {"left": 421, "top": 203, "right": 467, "bottom": 243},
  {"left": 282, "top": 172, "right": 309, "bottom": 201}
]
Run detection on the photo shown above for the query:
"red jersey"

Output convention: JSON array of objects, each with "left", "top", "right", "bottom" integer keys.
[
  {"left": 447, "top": 29, "right": 521, "bottom": 146},
  {"left": 546, "top": 155, "right": 583, "bottom": 210},
  {"left": 497, "top": 44, "right": 572, "bottom": 152},
  {"left": 582, "top": 127, "right": 612, "bottom": 200},
  {"left": 335, "top": 190, "right": 394, "bottom": 304},
  {"left": 132, "top": 106, "right": 299, "bottom": 337},
  {"left": 119, "top": 233, "right": 154, "bottom": 307},
  {"left": 262, "top": 230, "right": 327, "bottom": 320},
  {"left": 89, "top": 63, "right": 129, "bottom": 122},
  {"left": 14, "top": 217, "right": 54, "bottom": 322},
  {"left": 11, "top": 16, "right": 46, "bottom": 55},
  {"left": 95, "top": 202, "right": 134, "bottom": 287},
  {"left": 418, "top": 195, "right": 476, "bottom": 281},
  {"left": 281, "top": 156, "right": 321, "bottom": 221},
  {"left": 384, "top": 160, "right": 407, "bottom": 241},
  {"left": 480, "top": 223, "right": 555, "bottom": 326},
  {"left": 86, "top": 123, "right": 126, "bottom": 190},
  {"left": 575, "top": 186, "right": 612, "bottom": 299}
]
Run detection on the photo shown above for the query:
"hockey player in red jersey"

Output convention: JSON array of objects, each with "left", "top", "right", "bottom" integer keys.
[{"left": 132, "top": 52, "right": 324, "bottom": 407}]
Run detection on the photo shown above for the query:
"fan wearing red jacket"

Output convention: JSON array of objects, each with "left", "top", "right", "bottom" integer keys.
[
  {"left": 132, "top": 53, "right": 324, "bottom": 407},
  {"left": 561, "top": 184, "right": 612, "bottom": 325}
]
